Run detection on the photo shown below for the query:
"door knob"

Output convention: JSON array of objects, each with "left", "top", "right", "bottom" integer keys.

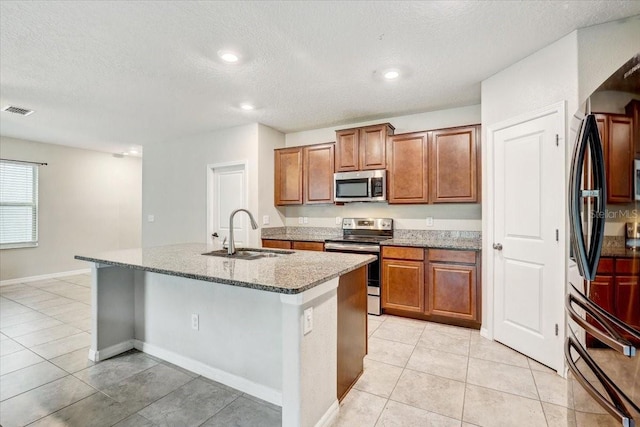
[{"left": 493, "top": 243, "right": 503, "bottom": 251}]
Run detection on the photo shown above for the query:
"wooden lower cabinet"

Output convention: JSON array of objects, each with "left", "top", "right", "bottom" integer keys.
[
  {"left": 381, "top": 259, "right": 425, "bottom": 313},
  {"left": 427, "top": 262, "right": 477, "bottom": 321},
  {"left": 382, "top": 246, "right": 481, "bottom": 328},
  {"left": 261, "top": 239, "right": 324, "bottom": 251}
]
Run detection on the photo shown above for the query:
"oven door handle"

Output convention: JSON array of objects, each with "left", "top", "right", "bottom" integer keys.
[
  {"left": 565, "top": 335, "right": 639, "bottom": 426},
  {"left": 324, "top": 243, "right": 380, "bottom": 253}
]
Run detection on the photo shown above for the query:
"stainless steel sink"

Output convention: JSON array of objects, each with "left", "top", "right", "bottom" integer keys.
[{"left": 202, "top": 248, "right": 294, "bottom": 260}]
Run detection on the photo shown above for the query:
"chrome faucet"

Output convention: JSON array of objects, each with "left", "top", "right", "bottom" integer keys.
[{"left": 228, "top": 209, "right": 259, "bottom": 255}]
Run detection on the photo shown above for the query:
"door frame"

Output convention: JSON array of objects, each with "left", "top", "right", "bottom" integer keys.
[
  {"left": 206, "top": 160, "right": 249, "bottom": 245},
  {"left": 482, "top": 101, "right": 567, "bottom": 373}
]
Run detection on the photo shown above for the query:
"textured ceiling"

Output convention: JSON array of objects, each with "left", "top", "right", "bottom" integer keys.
[{"left": 1, "top": 1, "right": 639, "bottom": 155}]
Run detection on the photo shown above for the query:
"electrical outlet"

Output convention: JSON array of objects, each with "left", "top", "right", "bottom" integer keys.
[
  {"left": 298, "top": 217, "right": 304, "bottom": 224},
  {"left": 191, "top": 314, "right": 199, "bottom": 330},
  {"left": 426, "top": 217, "right": 434, "bottom": 227},
  {"left": 303, "top": 217, "right": 308, "bottom": 224},
  {"left": 303, "top": 307, "right": 313, "bottom": 335},
  {"left": 147, "top": 215, "right": 155, "bottom": 223},
  {"left": 262, "top": 215, "right": 270, "bottom": 225},
  {"left": 335, "top": 216, "right": 342, "bottom": 225}
]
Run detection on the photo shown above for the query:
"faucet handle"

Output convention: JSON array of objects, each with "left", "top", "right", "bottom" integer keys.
[{"left": 222, "top": 237, "right": 228, "bottom": 249}]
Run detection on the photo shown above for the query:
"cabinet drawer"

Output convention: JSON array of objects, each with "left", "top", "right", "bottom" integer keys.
[
  {"left": 597, "top": 258, "right": 614, "bottom": 274},
  {"left": 382, "top": 246, "right": 424, "bottom": 261},
  {"left": 293, "top": 241, "right": 324, "bottom": 251},
  {"left": 615, "top": 258, "right": 640, "bottom": 275},
  {"left": 428, "top": 249, "right": 476, "bottom": 264},
  {"left": 261, "top": 239, "right": 292, "bottom": 249}
]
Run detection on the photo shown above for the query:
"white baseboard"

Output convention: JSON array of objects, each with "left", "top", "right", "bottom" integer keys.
[
  {"left": 133, "top": 339, "right": 282, "bottom": 407},
  {"left": 1, "top": 268, "right": 91, "bottom": 286},
  {"left": 315, "top": 399, "right": 339, "bottom": 427},
  {"left": 480, "top": 327, "right": 492, "bottom": 340},
  {"left": 88, "top": 340, "right": 134, "bottom": 362}
]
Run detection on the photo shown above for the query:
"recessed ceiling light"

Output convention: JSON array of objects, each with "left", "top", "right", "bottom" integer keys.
[
  {"left": 218, "top": 50, "right": 239, "bottom": 63},
  {"left": 121, "top": 152, "right": 129, "bottom": 156},
  {"left": 240, "top": 103, "right": 255, "bottom": 111},
  {"left": 383, "top": 70, "right": 400, "bottom": 80},
  {"left": 130, "top": 149, "right": 139, "bottom": 154}
]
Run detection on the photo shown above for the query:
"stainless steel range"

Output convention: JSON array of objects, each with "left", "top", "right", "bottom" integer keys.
[{"left": 325, "top": 218, "right": 393, "bottom": 315}]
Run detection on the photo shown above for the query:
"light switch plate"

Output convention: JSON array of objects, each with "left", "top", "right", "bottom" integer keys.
[
  {"left": 426, "top": 217, "right": 434, "bottom": 227},
  {"left": 335, "top": 216, "right": 342, "bottom": 225},
  {"left": 303, "top": 217, "right": 308, "bottom": 224},
  {"left": 147, "top": 215, "right": 155, "bottom": 223},
  {"left": 262, "top": 215, "right": 270, "bottom": 225},
  {"left": 298, "top": 217, "right": 304, "bottom": 224}
]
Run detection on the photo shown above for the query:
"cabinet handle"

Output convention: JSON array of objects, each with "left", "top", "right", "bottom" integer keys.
[
  {"left": 565, "top": 335, "right": 638, "bottom": 426},
  {"left": 492, "top": 243, "right": 503, "bottom": 251}
]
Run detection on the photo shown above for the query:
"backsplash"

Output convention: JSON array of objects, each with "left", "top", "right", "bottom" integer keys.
[
  {"left": 262, "top": 226, "right": 481, "bottom": 243},
  {"left": 602, "top": 235, "right": 625, "bottom": 249}
]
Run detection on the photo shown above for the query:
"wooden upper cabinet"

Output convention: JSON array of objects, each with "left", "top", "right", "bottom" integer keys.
[
  {"left": 274, "top": 147, "right": 303, "bottom": 205},
  {"left": 597, "top": 113, "right": 633, "bottom": 203},
  {"left": 335, "top": 129, "right": 359, "bottom": 172},
  {"left": 360, "top": 124, "right": 392, "bottom": 170},
  {"left": 335, "top": 123, "right": 394, "bottom": 172},
  {"left": 387, "top": 131, "right": 429, "bottom": 204},
  {"left": 429, "top": 126, "right": 479, "bottom": 203},
  {"left": 625, "top": 100, "right": 640, "bottom": 158},
  {"left": 304, "top": 143, "right": 334, "bottom": 204}
]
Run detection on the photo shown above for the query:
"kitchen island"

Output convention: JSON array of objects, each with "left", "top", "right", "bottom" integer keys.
[{"left": 75, "top": 243, "right": 375, "bottom": 427}]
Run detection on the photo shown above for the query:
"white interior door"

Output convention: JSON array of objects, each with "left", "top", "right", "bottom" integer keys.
[
  {"left": 208, "top": 163, "right": 247, "bottom": 248},
  {"left": 492, "top": 105, "right": 565, "bottom": 370}
]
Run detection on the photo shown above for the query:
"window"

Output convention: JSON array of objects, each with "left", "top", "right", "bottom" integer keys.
[{"left": 0, "top": 160, "right": 39, "bottom": 249}]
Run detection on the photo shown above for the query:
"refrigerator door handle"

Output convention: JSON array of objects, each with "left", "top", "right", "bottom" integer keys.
[
  {"left": 566, "top": 285, "right": 639, "bottom": 356},
  {"left": 565, "top": 335, "right": 639, "bottom": 427},
  {"left": 568, "top": 114, "right": 606, "bottom": 281}
]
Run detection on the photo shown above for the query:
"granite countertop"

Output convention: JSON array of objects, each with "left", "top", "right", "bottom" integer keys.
[
  {"left": 380, "top": 238, "right": 481, "bottom": 251},
  {"left": 75, "top": 243, "right": 375, "bottom": 295},
  {"left": 600, "top": 246, "right": 640, "bottom": 258}
]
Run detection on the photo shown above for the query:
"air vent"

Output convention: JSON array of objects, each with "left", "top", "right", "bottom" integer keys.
[{"left": 2, "top": 106, "right": 34, "bottom": 116}]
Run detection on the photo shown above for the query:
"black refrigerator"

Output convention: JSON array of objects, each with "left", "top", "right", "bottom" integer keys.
[{"left": 567, "top": 55, "right": 640, "bottom": 427}]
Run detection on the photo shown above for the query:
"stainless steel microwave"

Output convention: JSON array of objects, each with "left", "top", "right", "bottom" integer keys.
[{"left": 334, "top": 169, "right": 386, "bottom": 202}]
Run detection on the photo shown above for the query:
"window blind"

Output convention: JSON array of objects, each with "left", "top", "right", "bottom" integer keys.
[{"left": 0, "top": 160, "right": 38, "bottom": 248}]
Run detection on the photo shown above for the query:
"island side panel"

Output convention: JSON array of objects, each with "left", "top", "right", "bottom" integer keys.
[
  {"left": 90, "top": 264, "right": 136, "bottom": 361},
  {"left": 133, "top": 271, "right": 283, "bottom": 405},
  {"left": 281, "top": 277, "right": 339, "bottom": 427},
  {"left": 337, "top": 266, "right": 367, "bottom": 401}
]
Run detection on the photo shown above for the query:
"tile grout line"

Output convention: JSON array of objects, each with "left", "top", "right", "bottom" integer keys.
[{"left": 459, "top": 331, "right": 472, "bottom": 425}]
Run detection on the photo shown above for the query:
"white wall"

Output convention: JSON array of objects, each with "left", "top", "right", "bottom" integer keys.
[
  {"left": 258, "top": 124, "right": 286, "bottom": 228},
  {"left": 283, "top": 105, "right": 482, "bottom": 231},
  {"left": 480, "top": 31, "right": 579, "bottom": 337},
  {"left": 577, "top": 15, "right": 640, "bottom": 106},
  {"left": 0, "top": 136, "right": 141, "bottom": 281},
  {"left": 142, "top": 124, "right": 260, "bottom": 247}
]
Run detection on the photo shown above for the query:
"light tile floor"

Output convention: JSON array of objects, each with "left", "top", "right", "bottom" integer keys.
[{"left": 0, "top": 275, "right": 619, "bottom": 427}]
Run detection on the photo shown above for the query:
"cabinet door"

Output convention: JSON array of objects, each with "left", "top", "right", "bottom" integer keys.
[
  {"left": 382, "top": 259, "right": 424, "bottom": 313},
  {"left": 359, "top": 124, "right": 392, "bottom": 170},
  {"left": 615, "top": 275, "right": 640, "bottom": 330},
  {"left": 586, "top": 274, "right": 614, "bottom": 347},
  {"left": 304, "top": 143, "right": 334, "bottom": 204},
  {"left": 274, "top": 147, "right": 303, "bottom": 205},
  {"left": 262, "top": 239, "right": 292, "bottom": 249},
  {"left": 429, "top": 126, "right": 478, "bottom": 203},
  {"left": 387, "top": 132, "right": 429, "bottom": 204},
  {"left": 335, "top": 129, "right": 359, "bottom": 172},
  {"left": 292, "top": 241, "right": 324, "bottom": 251},
  {"left": 604, "top": 115, "right": 633, "bottom": 203},
  {"left": 427, "top": 262, "right": 477, "bottom": 321},
  {"left": 625, "top": 100, "right": 640, "bottom": 158}
]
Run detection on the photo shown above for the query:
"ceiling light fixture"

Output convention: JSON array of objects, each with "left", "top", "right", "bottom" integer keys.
[
  {"left": 240, "top": 103, "right": 255, "bottom": 111},
  {"left": 383, "top": 70, "right": 400, "bottom": 80},
  {"left": 218, "top": 50, "right": 240, "bottom": 63},
  {"left": 130, "top": 149, "right": 139, "bottom": 154}
]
